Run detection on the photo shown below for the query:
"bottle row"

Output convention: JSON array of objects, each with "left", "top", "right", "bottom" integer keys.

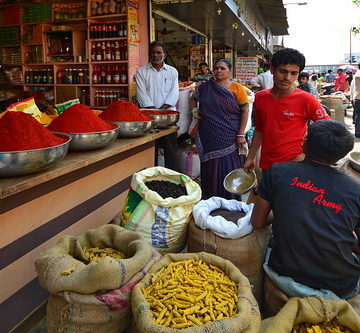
[
  {"left": 25, "top": 69, "right": 54, "bottom": 84},
  {"left": 89, "top": 22, "right": 128, "bottom": 39},
  {"left": 91, "top": 41, "right": 127, "bottom": 62},
  {"left": 53, "top": 3, "right": 86, "bottom": 21},
  {"left": 92, "top": 65, "right": 127, "bottom": 85},
  {"left": 90, "top": 0, "right": 127, "bottom": 16},
  {"left": 94, "top": 89, "right": 128, "bottom": 107},
  {"left": 56, "top": 69, "right": 90, "bottom": 85}
]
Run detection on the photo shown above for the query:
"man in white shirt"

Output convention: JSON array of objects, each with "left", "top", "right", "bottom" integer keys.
[
  {"left": 249, "top": 63, "right": 273, "bottom": 90},
  {"left": 135, "top": 41, "right": 180, "bottom": 169}
]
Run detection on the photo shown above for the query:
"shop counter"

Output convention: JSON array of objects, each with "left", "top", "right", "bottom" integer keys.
[{"left": 0, "top": 127, "right": 177, "bottom": 332}]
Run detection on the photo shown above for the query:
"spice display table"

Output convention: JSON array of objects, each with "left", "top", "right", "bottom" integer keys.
[{"left": 0, "top": 127, "right": 177, "bottom": 332}]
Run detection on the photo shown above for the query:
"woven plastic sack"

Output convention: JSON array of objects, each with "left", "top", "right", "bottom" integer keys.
[
  {"left": 260, "top": 296, "right": 360, "bottom": 333},
  {"left": 132, "top": 252, "right": 261, "bottom": 333},
  {"left": 121, "top": 167, "right": 202, "bottom": 254},
  {"left": 35, "top": 225, "right": 161, "bottom": 332}
]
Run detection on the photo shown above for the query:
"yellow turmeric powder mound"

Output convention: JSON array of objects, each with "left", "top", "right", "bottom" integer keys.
[
  {"left": 142, "top": 259, "right": 239, "bottom": 328},
  {"left": 292, "top": 322, "right": 354, "bottom": 333}
]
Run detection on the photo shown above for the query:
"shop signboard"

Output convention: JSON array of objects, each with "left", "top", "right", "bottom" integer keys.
[
  {"left": 235, "top": 56, "right": 258, "bottom": 84},
  {"left": 127, "top": 4, "right": 139, "bottom": 100}
]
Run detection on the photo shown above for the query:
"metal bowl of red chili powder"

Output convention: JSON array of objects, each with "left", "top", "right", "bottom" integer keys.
[
  {"left": 0, "top": 134, "right": 71, "bottom": 177},
  {"left": 140, "top": 109, "right": 179, "bottom": 129},
  {"left": 52, "top": 126, "right": 120, "bottom": 151}
]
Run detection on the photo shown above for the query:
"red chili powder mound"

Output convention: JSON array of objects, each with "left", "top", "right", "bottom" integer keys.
[
  {"left": 48, "top": 104, "right": 116, "bottom": 133},
  {"left": 99, "top": 100, "right": 153, "bottom": 122},
  {"left": 0, "top": 111, "right": 67, "bottom": 152},
  {"left": 142, "top": 110, "right": 178, "bottom": 115}
]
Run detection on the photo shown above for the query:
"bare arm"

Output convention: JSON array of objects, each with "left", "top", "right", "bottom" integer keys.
[
  {"left": 237, "top": 105, "right": 249, "bottom": 146},
  {"left": 251, "top": 194, "right": 271, "bottom": 229},
  {"left": 352, "top": 227, "right": 360, "bottom": 255},
  {"left": 244, "top": 130, "right": 262, "bottom": 172}
]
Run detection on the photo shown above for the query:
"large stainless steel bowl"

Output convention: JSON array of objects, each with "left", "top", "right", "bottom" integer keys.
[
  {"left": 52, "top": 125, "right": 119, "bottom": 151},
  {"left": 140, "top": 109, "right": 179, "bottom": 129},
  {"left": 224, "top": 168, "right": 257, "bottom": 194},
  {"left": 0, "top": 134, "right": 71, "bottom": 177},
  {"left": 349, "top": 151, "right": 360, "bottom": 172},
  {"left": 108, "top": 120, "right": 153, "bottom": 138}
]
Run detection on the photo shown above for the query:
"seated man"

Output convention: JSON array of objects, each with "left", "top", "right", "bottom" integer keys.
[{"left": 251, "top": 119, "right": 360, "bottom": 299}]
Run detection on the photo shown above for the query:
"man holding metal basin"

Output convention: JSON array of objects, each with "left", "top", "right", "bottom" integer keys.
[
  {"left": 244, "top": 48, "right": 330, "bottom": 173},
  {"left": 251, "top": 119, "right": 360, "bottom": 301},
  {"left": 135, "top": 41, "right": 179, "bottom": 171}
]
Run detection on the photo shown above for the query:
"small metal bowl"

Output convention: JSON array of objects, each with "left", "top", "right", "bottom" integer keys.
[
  {"left": 52, "top": 125, "right": 119, "bottom": 152},
  {"left": 0, "top": 134, "right": 71, "bottom": 177},
  {"left": 140, "top": 109, "right": 179, "bottom": 129},
  {"left": 107, "top": 120, "right": 153, "bottom": 138},
  {"left": 224, "top": 168, "right": 257, "bottom": 194},
  {"left": 349, "top": 151, "right": 360, "bottom": 173}
]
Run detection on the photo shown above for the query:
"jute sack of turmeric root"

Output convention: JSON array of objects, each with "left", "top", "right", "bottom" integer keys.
[
  {"left": 260, "top": 296, "right": 360, "bottom": 333},
  {"left": 132, "top": 252, "right": 261, "bottom": 333},
  {"left": 35, "top": 225, "right": 161, "bottom": 333}
]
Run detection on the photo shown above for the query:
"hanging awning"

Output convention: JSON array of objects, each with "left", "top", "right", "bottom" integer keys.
[{"left": 152, "top": 0, "right": 288, "bottom": 55}]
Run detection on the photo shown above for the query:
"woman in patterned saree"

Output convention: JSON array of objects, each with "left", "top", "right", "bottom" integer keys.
[{"left": 192, "top": 59, "right": 249, "bottom": 199}]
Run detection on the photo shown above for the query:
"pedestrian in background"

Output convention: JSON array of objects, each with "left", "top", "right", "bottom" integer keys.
[
  {"left": 351, "top": 63, "right": 360, "bottom": 137},
  {"left": 334, "top": 68, "right": 348, "bottom": 92},
  {"left": 297, "top": 72, "right": 317, "bottom": 96},
  {"left": 249, "top": 63, "right": 273, "bottom": 90},
  {"left": 325, "top": 69, "right": 336, "bottom": 83},
  {"left": 191, "top": 62, "right": 213, "bottom": 83}
]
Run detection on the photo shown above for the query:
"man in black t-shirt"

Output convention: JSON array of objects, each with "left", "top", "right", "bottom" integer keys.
[{"left": 251, "top": 119, "right": 360, "bottom": 299}]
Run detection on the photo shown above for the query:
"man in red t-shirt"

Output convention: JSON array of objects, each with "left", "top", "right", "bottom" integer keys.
[
  {"left": 334, "top": 69, "right": 348, "bottom": 92},
  {"left": 244, "top": 48, "right": 330, "bottom": 172}
]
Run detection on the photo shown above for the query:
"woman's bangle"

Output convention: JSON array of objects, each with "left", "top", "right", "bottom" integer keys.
[{"left": 236, "top": 134, "right": 246, "bottom": 137}]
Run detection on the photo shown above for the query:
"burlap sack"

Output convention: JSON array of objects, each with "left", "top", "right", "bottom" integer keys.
[
  {"left": 264, "top": 274, "right": 360, "bottom": 317},
  {"left": 132, "top": 252, "right": 261, "bottom": 333},
  {"left": 188, "top": 218, "right": 271, "bottom": 306},
  {"left": 260, "top": 296, "right": 360, "bottom": 333},
  {"left": 35, "top": 225, "right": 159, "bottom": 294},
  {"left": 35, "top": 225, "right": 162, "bottom": 333}
]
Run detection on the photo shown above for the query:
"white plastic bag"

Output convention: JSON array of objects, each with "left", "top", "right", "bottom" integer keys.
[
  {"left": 193, "top": 196, "right": 254, "bottom": 239},
  {"left": 176, "top": 83, "right": 196, "bottom": 135}
]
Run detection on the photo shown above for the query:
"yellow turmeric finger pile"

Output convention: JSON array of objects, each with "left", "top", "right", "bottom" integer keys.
[
  {"left": 142, "top": 259, "right": 238, "bottom": 328},
  {"left": 292, "top": 322, "right": 354, "bottom": 333},
  {"left": 83, "top": 247, "right": 126, "bottom": 263}
]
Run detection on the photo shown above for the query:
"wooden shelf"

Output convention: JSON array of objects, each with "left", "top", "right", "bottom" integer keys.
[
  {"left": 24, "top": 63, "right": 53, "bottom": 66},
  {"left": 89, "top": 37, "right": 127, "bottom": 42},
  {"left": 90, "top": 60, "right": 128, "bottom": 64},
  {"left": 24, "top": 84, "right": 54, "bottom": 86},
  {"left": 90, "top": 105, "right": 106, "bottom": 109},
  {"left": 92, "top": 84, "right": 128, "bottom": 87},
  {"left": 22, "top": 43, "right": 43, "bottom": 46},
  {"left": 0, "top": 23, "right": 20, "bottom": 27},
  {"left": 53, "top": 18, "right": 87, "bottom": 23},
  {"left": 55, "top": 84, "right": 90, "bottom": 86},
  {"left": 89, "top": 14, "right": 126, "bottom": 20},
  {"left": 1, "top": 63, "right": 22, "bottom": 66},
  {"left": 53, "top": 62, "right": 89, "bottom": 65},
  {"left": 0, "top": 44, "right": 21, "bottom": 47}
]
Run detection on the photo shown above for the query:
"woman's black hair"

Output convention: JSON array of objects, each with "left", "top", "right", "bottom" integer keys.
[
  {"left": 214, "top": 59, "right": 232, "bottom": 70},
  {"left": 271, "top": 48, "right": 306, "bottom": 72},
  {"left": 298, "top": 72, "right": 309, "bottom": 79},
  {"left": 149, "top": 41, "right": 166, "bottom": 53},
  {"left": 311, "top": 75, "right": 318, "bottom": 81},
  {"left": 307, "top": 119, "right": 354, "bottom": 164}
]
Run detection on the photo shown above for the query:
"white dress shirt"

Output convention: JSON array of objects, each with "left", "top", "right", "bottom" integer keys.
[
  {"left": 135, "top": 62, "right": 179, "bottom": 110},
  {"left": 249, "top": 70, "right": 274, "bottom": 90},
  {"left": 351, "top": 70, "right": 360, "bottom": 101}
]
